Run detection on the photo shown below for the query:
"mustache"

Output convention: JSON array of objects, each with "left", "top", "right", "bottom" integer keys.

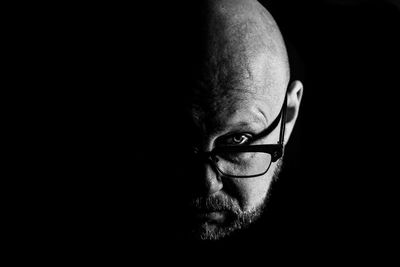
[{"left": 189, "top": 195, "right": 241, "bottom": 213}]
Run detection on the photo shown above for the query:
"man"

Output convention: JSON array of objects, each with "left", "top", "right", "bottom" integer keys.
[{"left": 158, "top": 0, "right": 304, "bottom": 241}]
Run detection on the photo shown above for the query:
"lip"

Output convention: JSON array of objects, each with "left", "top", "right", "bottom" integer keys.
[{"left": 195, "top": 210, "right": 227, "bottom": 223}]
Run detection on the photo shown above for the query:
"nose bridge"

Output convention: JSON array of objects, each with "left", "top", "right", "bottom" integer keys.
[
  {"left": 190, "top": 119, "right": 223, "bottom": 194},
  {"left": 194, "top": 132, "right": 215, "bottom": 153}
]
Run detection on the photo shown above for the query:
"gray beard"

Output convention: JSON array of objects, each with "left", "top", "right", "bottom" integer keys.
[{"left": 188, "top": 160, "right": 283, "bottom": 241}]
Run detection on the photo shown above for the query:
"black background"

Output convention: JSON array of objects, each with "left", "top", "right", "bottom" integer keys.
[{"left": 264, "top": 0, "right": 399, "bottom": 250}]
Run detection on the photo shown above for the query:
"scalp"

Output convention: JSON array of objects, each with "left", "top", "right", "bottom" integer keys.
[{"left": 191, "top": 0, "right": 290, "bottom": 119}]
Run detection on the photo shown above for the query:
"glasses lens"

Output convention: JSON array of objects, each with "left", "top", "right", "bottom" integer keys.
[{"left": 215, "top": 151, "right": 272, "bottom": 177}]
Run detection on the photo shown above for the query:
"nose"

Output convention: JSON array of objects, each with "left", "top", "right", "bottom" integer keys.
[
  {"left": 198, "top": 161, "right": 224, "bottom": 195},
  {"left": 184, "top": 146, "right": 224, "bottom": 196}
]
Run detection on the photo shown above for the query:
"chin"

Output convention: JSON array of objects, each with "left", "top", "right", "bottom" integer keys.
[
  {"left": 196, "top": 222, "right": 236, "bottom": 241},
  {"left": 188, "top": 206, "right": 265, "bottom": 241}
]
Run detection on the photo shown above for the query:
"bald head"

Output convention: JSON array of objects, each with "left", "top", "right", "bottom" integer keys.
[
  {"left": 153, "top": 1, "right": 303, "bottom": 241},
  {"left": 190, "top": 0, "right": 290, "bottom": 113},
  {"left": 207, "top": 0, "right": 288, "bottom": 63}
]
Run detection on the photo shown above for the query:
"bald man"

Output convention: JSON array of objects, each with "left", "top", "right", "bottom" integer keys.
[{"left": 163, "top": 0, "right": 304, "bottom": 241}]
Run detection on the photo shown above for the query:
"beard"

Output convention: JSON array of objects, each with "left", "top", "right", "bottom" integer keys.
[
  {"left": 189, "top": 195, "right": 266, "bottom": 241},
  {"left": 183, "top": 160, "right": 283, "bottom": 241}
]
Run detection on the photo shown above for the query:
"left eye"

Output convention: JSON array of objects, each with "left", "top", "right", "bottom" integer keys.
[{"left": 226, "top": 134, "right": 252, "bottom": 145}]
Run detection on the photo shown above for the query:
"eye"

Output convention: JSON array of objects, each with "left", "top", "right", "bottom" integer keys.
[{"left": 222, "top": 133, "right": 252, "bottom": 146}]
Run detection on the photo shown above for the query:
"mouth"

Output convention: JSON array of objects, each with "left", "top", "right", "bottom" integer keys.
[{"left": 195, "top": 210, "right": 228, "bottom": 223}]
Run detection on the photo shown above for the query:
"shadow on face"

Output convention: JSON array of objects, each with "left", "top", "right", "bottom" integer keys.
[{"left": 135, "top": 1, "right": 292, "bottom": 241}]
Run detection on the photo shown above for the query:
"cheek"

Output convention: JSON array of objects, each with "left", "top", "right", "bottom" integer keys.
[{"left": 232, "top": 166, "right": 275, "bottom": 211}]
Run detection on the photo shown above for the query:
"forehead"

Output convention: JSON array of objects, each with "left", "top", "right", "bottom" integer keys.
[
  {"left": 188, "top": 33, "right": 287, "bottom": 134},
  {"left": 189, "top": 88, "right": 280, "bottom": 134},
  {"left": 193, "top": 52, "right": 284, "bottom": 108},
  {"left": 190, "top": 52, "right": 285, "bottom": 118}
]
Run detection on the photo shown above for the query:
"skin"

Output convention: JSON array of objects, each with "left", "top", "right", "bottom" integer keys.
[{"left": 180, "top": 0, "right": 303, "bottom": 240}]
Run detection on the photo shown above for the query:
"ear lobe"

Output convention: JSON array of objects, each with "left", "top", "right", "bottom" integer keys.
[{"left": 284, "top": 80, "right": 303, "bottom": 144}]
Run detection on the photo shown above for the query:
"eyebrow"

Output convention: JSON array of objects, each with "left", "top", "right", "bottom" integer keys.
[
  {"left": 218, "top": 97, "right": 285, "bottom": 141},
  {"left": 218, "top": 103, "right": 276, "bottom": 134},
  {"left": 223, "top": 117, "right": 266, "bottom": 133}
]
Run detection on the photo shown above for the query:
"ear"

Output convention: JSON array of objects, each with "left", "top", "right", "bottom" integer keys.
[{"left": 284, "top": 80, "right": 303, "bottom": 144}]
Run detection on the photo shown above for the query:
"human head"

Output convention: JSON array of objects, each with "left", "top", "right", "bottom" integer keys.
[{"left": 168, "top": 0, "right": 303, "bottom": 240}]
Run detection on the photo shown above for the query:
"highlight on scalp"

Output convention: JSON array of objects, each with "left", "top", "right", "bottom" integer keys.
[{"left": 188, "top": 0, "right": 291, "bottom": 118}]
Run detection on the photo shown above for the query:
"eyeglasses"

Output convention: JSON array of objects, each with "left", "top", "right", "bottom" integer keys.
[{"left": 192, "top": 93, "right": 287, "bottom": 178}]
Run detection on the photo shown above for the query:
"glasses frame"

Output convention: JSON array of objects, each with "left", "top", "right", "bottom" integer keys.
[{"left": 193, "top": 93, "right": 287, "bottom": 178}]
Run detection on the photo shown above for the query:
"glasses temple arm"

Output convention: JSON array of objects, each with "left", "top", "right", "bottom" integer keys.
[{"left": 278, "top": 94, "right": 288, "bottom": 145}]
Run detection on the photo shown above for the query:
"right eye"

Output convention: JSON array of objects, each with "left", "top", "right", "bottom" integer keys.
[{"left": 220, "top": 133, "right": 253, "bottom": 146}]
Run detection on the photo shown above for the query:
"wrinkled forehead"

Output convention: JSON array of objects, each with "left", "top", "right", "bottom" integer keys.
[
  {"left": 190, "top": 24, "right": 288, "bottom": 120},
  {"left": 189, "top": 52, "right": 287, "bottom": 118},
  {"left": 188, "top": 80, "right": 283, "bottom": 134}
]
